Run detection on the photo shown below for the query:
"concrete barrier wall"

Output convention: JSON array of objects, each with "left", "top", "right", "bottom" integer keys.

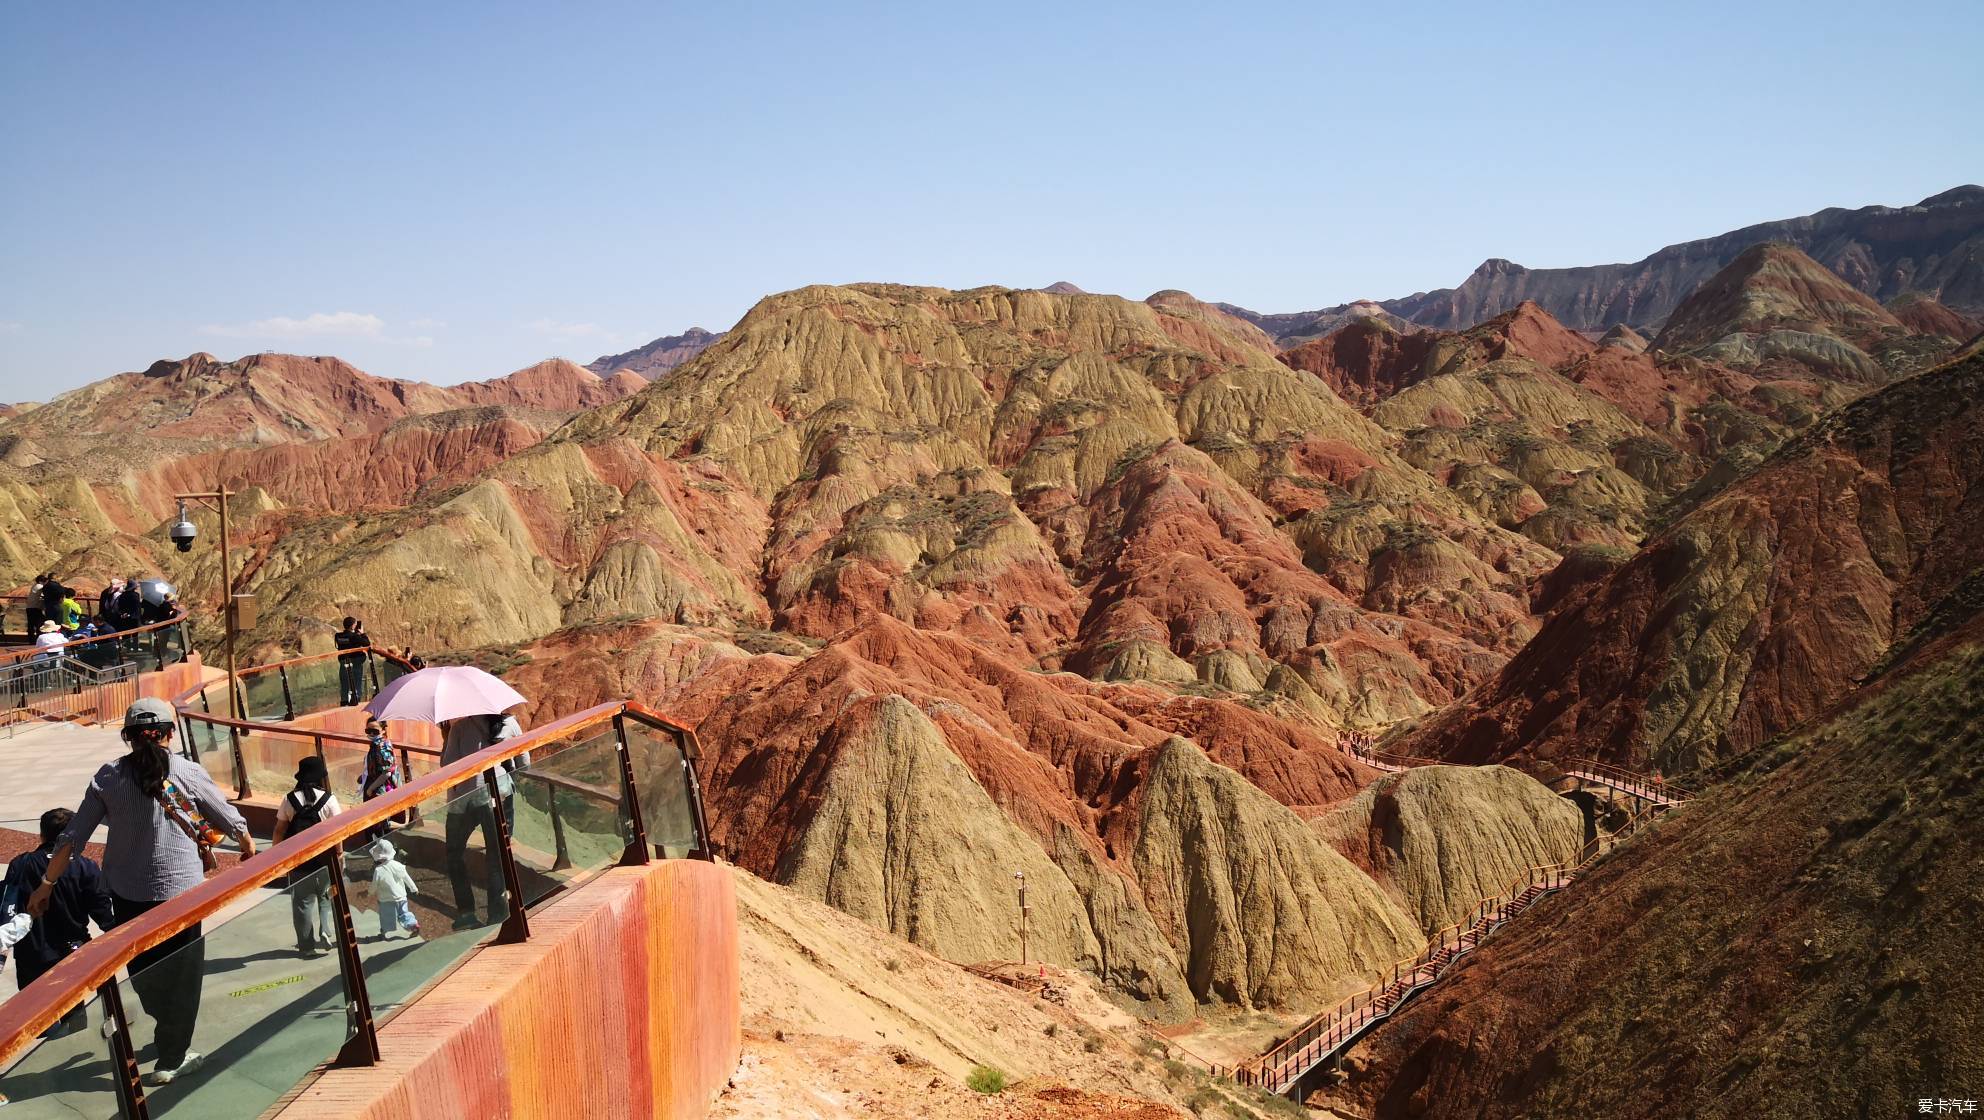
[{"left": 282, "top": 858, "right": 740, "bottom": 1120}]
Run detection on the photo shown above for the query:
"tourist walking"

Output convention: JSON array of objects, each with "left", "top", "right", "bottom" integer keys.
[
  {"left": 368, "top": 839, "right": 419, "bottom": 940},
  {"left": 334, "top": 617, "right": 369, "bottom": 705},
  {"left": 358, "top": 718, "right": 404, "bottom": 840},
  {"left": 2, "top": 808, "right": 115, "bottom": 1035},
  {"left": 271, "top": 755, "right": 341, "bottom": 956},
  {"left": 26, "top": 698, "right": 256, "bottom": 1085},
  {"left": 439, "top": 715, "right": 512, "bottom": 929}
]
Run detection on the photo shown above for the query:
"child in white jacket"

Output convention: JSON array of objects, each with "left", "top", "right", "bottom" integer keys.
[{"left": 369, "top": 839, "right": 420, "bottom": 939}]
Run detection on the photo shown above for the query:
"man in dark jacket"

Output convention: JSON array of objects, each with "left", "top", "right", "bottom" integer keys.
[
  {"left": 334, "top": 617, "right": 369, "bottom": 705},
  {"left": 2, "top": 808, "right": 115, "bottom": 1035},
  {"left": 115, "top": 578, "right": 144, "bottom": 631}
]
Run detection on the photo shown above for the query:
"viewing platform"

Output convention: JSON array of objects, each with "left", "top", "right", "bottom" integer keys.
[{"left": 0, "top": 643, "right": 741, "bottom": 1119}]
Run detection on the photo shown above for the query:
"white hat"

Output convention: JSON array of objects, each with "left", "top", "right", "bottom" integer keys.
[
  {"left": 369, "top": 838, "right": 396, "bottom": 861},
  {"left": 38, "top": 620, "right": 61, "bottom": 634}
]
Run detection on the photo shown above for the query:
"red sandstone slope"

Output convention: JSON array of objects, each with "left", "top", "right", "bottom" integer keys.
[
  {"left": 1398, "top": 348, "right": 1984, "bottom": 774},
  {"left": 1279, "top": 320, "right": 1443, "bottom": 409},
  {"left": 1886, "top": 292, "right": 1981, "bottom": 339},
  {"left": 445, "top": 358, "right": 644, "bottom": 411}
]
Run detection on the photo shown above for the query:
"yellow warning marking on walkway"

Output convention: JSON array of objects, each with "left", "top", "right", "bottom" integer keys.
[{"left": 228, "top": 973, "right": 306, "bottom": 998}]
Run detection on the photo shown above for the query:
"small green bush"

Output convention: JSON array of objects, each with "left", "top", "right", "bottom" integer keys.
[{"left": 966, "top": 1065, "right": 1008, "bottom": 1094}]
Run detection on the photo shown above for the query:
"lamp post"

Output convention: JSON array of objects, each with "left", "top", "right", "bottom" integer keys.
[
  {"left": 1014, "top": 869, "right": 1030, "bottom": 966},
  {"left": 170, "top": 489, "right": 240, "bottom": 722}
]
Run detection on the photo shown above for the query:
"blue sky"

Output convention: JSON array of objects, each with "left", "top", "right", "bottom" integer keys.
[{"left": 2, "top": 1, "right": 1979, "bottom": 400}]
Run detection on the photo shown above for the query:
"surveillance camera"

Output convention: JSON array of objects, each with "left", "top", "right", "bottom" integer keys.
[{"left": 168, "top": 501, "right": 198, "bottom": 552}]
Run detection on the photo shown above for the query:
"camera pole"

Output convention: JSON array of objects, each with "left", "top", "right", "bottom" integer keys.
[{"left": 172, "top": 488, "right": 239, "bottom": 724}]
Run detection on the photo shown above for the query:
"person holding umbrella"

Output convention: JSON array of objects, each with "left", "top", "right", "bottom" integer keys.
[{"left": 364, "top": 666, "right": 529, "bottom": 930}]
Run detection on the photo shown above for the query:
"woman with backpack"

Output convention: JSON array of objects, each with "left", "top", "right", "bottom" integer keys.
[{"left": 272, "top": 755, "right": 341, "bottom": 956}]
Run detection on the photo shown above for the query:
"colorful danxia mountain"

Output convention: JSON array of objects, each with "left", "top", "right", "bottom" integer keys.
[{"left": 4, "top": 187, "right": 1981, "bottom": 1118}]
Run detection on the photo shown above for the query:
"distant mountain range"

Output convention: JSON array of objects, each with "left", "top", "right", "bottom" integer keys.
[
  {"left": 1224, "top": 185, "right": 1984, "bottom": 342},
  {"left": 586, "top": 327, "right": 722, "bottom": 378}
]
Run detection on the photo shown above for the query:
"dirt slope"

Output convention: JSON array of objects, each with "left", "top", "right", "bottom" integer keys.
[{"left": 1323, "top": 623, "right": 1984, "bottom": 1120}]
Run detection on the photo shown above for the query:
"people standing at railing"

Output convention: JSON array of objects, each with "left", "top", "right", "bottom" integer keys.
[
  {"left": 271, "top": 755, "right": 342, "bottom": 957},
  {"left": 57, "top": 587, "right": 82, "bottom": 634},
  {"left": 25, "top": 574, "right": 50, "bottom": 636},
  {"left": 98, "top": 579, "right": 124, "bottom": 625},
  {"left": 335, "top": 617, "right": 369, "bottom": 705},
  {"left": 114, "top": 577, "right": 144, "bottom": 632},
  {"left": 38, "top": 577, "right": 64, "bottom": 633},
  {"left": 1, "top": 808, "right": 115, "bottom": 1037},
  {"left": 26, "top": 698, "right": 258, "bottom": 1086}
]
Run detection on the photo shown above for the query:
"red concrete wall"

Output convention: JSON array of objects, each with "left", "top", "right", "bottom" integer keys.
[{"left": 282, "top": 859, "right": 740, "bottom": 1120}]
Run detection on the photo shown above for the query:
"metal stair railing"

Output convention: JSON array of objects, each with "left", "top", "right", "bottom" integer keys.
[{"left": 1234, "top": 799, "right": 1669, "bottom": 1096}]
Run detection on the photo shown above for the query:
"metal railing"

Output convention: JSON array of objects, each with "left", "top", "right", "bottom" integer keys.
[
  {"left": 1234, "top": 797, "right": 1671, "bottom": 1097},
  {"left": 0, "top": 657, "right": 140, "bottom": 726},
  {"left": 172, "top": 646, "right": 418, "bottom": 802},
  {"left": 0, "top": 690, "right": 712, "bottom": 1119}
]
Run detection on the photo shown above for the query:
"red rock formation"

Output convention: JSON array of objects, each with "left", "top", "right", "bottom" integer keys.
[
  {"left": 1887, "top": 293, "right": 1981, "bottom": 339},
  {"left": 1279, "top": 320, "right": 1443, "bottom": 409}
]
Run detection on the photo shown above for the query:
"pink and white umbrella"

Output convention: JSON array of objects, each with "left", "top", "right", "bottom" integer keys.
[{"left": 363, "top": 665, "right": 528, "bottom": 725}]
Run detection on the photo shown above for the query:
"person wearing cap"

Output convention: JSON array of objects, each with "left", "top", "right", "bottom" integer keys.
[
  {"left": 271, "top": 755, "right": 342, "bottom": 956},
  {"left": 27, "top": 697, "right": 256, "bottom": 1086}
]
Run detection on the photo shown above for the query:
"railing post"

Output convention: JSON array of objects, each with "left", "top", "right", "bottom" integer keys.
[
  {"left": 279, "top": 664, "right": 296, "bottom": 721},
  {"left": 487, "top": 769, "right": 531, "bottom": 945},
  {"left": 367, "top": 651, "right": 383, "bottom": 697},
  {"left": 313, "top": 732, "right": 329, "bottom": 764},
  {"left": 546, "top": 778, "right": 573, "bottom": 872},
  {"left": 680, "top": 732, "right": 715, "bottom": 862},
  {"left": 229, "top": 724, "right": 251, "bottom": 801},
  {"left": 611, "top": 714, "right": 652, "bottom": 866},
  {"left": 326, "top": 847, "right": 381, "bottom": 1067},
  {"left": 99, "top": 978, "right": 151, "bottom": 1120}
]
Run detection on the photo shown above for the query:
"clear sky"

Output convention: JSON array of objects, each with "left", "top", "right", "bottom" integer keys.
[{"left": 2, "top": 1, "right": 1979, "bottom": 400}]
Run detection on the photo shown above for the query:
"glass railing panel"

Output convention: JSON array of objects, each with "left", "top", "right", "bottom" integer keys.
[
  {"left": 346, "top": 777, "right": 510, "bottom": 1021},
  {"left": 112, "top": 869, "right": 353, "bottom": 1117},
  {"left": 371, "top": 653, "right": 410, "bottom": 696},
  {"left": 236, "top": 727, "right": 322, "bottom": 804},
  {"left": 317, "top": 736, "right": 370, "bottom": 810},
  {"left": 180, "top": 716, "right": 235, "bottom": 791},
  {"left": 234, "top": 669, "right": 281, "bottom": 722},
  {"left": 286, "top": 657, "right": 344, "bottom": 717},
  {"left": 624, "top": 721, "right": 700, "bottom": 858},
  {"left": 0, "top": 990, "right": 117, "bottom": 1117},
  {"left": 506, "top": 729, "right": 631, "bottom": 907}
]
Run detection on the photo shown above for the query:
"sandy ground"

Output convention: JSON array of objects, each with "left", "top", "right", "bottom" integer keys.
[{"left": 713, "top": 868, "right": 1346, "bottom": 1119}]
